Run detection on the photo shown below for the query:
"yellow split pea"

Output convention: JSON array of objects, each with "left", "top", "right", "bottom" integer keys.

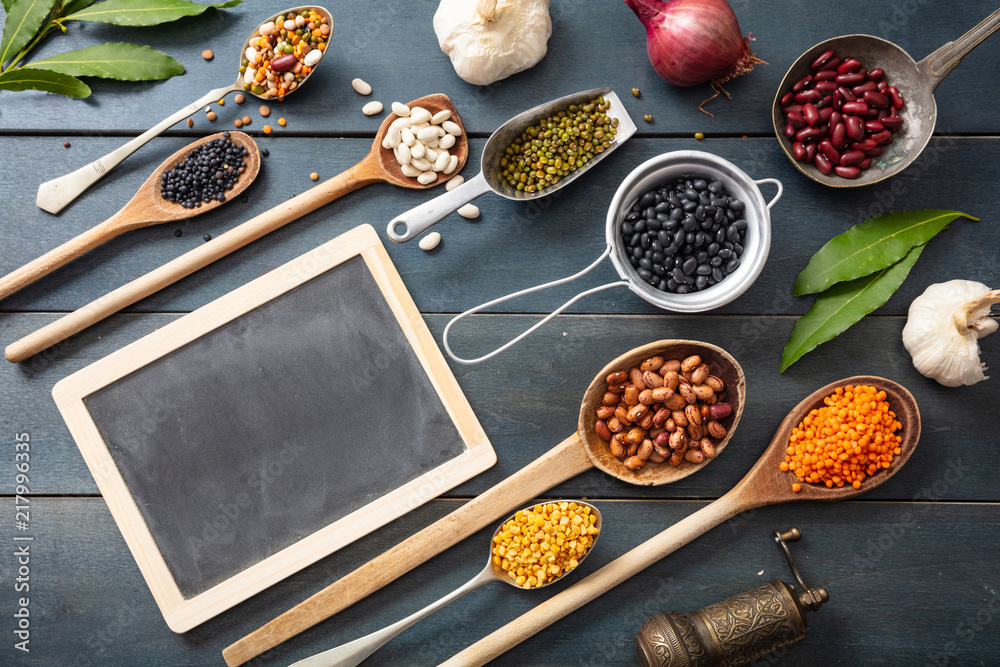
[{"left": 492, "top": 502, "right": 598, "bottom": 589}]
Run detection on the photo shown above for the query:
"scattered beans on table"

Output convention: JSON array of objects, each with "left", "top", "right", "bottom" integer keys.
[
  {"left": 595, "top": 354, "right": 733, "bottom": 470},
  {"left": 643, "top": 114, "right": 653, "bottom": 123},
  {"left": 186, "top": 118, "right": 194, "bottom": 127},
  {"left": 263, "top": 125, "right": 272, "bottom": 134},
  {"left": 234, "top": 119, "right": 242, "bottom": 128},
  {"left": 492, "top": 502, "right": 598, "bottom": 589},
  {"left": 458, "top": 203, "right": 480, "bottom": 219},
  {"left": 382, "top": 101, "right": 464, "bottom": 184},
  {"left": 622, "top": 175, "right": 747, "bottom": 294},
  {"left": 207, "top": 111, "right": 217, "bottom": 121},
  {"left": 235, "top": 93, "right": 245, "bottom": 104},
  {"left": 203, "top": 234, "right": 212, "bottom": 242},
  {"left": 500, "top": 96, "right": 617, "bottom": 194},
  {"left": 362, "top": 100, "right": 383, "bottom": 116},
  {"left": 445, "top": 175, "right": 464, "bottom": 191},
  {"left": 241, "top": 8, "right": 329, "bottom": 99},
  {"left": 259, "top": 105, "right": 270, "bottom": 117},
  {"left": 278, "top": 117, "right": 287, "bottom": 126},
  {"left": 174, "top": 229, "right": 182, "bottom": 237},
  {"left": 632, "top": 87, "right": 641, "bottom": 98},
  {"left": 352, "top": 77, "right": 372, "bottom": 95},
  {"left": 242, "top": 115, "right": 251, "bottom": 125},
  {"left": 159, "top": 137, "right": 248, "bottom": 208},
  {"left": 694, "top": 132, "right": 704, "bottom": 140},
  {"left": 781, "top": 50, "right": 905, "bottom": 179},
  {"left": 202, "top": 49, "right": 214, "bottom": 60},
  {"left": 418, "top": 231, "right": 441, "bottom": 251},
  {"left": 310, "top": 172, "right": 319, "bottom": 181},
  {"left": 63, "top": 141, "right": 70, "bottom": 148}
]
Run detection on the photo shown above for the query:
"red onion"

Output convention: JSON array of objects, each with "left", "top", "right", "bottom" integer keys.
[{"left": 624, "top": 0, "right": 763, "bottom": 113}]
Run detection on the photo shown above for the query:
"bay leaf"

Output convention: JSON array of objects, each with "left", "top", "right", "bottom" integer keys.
[
  {"left": 780, "top": 244, "right": 925, "bottom": 372},
  {"left": 792, "top": 209, "right": 977, "bottom": 296},
  {"left": 64, "top": 0, "right": 241, "bottom": 26},
  {"left": 0, "top": 66, "right": 89, "bottom": 96},
  {"left": 1, "top": 0, "right": 58, "bottom": 68},
  {"left": 60, "top": 0, "right": 98, "bottom": 15},
  {"left": 26, "top": 42, "right": 184, "bottom": 80},
  {"left": 2, "top": 0, "right": 13, "bottom": 14}
]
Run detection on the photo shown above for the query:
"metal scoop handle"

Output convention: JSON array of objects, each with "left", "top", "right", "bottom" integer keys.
[
  {"left": 918, "top": 7, "right": 1000, "bottom": 92},
  {"left": 387, "top": 172, "right": 492, "bottom": 243}
]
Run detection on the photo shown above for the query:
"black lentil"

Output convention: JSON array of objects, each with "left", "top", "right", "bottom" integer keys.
[
  {"left": 159, "top": 137, "right": 248, "bottom": 209},
  {"left": 261, "top": 147, "right": 270, "bottom": 157},
  {"left": 174, "top": 229, "right": 183, "bottom": 237},
  {"left": 203, "top": 234, "right": 212, "bottom": 242},
  {"left": 620, "top": 175, "right": 748, "bottom": 295}
]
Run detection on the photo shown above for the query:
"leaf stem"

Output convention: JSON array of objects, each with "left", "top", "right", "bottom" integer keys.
[{"left": 4, "top": 18, "right": 64, "bottom": 73}]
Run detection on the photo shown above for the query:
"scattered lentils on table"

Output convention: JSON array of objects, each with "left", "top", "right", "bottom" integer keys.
[
  {"left": 159, "top": 137, "right": 248, "bottom": 208},
  {"left": 241, "top": 9, "right": 329, "bottom": 99}
]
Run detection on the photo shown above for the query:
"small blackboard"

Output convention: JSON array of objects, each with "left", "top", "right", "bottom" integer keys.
[{"left": 53, "top": 225, "right": 494, "bottom": 632}]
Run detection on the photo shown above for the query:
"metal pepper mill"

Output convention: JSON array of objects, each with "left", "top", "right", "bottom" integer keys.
[{"left": 635, "top": 527, "right": 829, "bottom": 667}]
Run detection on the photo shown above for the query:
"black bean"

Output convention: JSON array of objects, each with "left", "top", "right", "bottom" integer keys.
[
  {"left": 669, "top": 208, "right": 683, "bottom": 222},
  {"left": 726, "top": 258, "right": 741, "bottom": 273},
  {"left": 654, "top": 202, "right": 671, "bottom": 213},
  {"left": 637, "top": 267, "right": 652, "bottom": 280},
  {"left": 641, "top": 235, "right": 651, "bottom": 250},
  {"left": 634, "top": 219, "right": 647, "bottom": 233},
  {"left": 714, "top": 208, "right": 726, "bottom": 224},
  {"left": 682, "top": 200, "right": 697, "bottom": 213},
  {"left": 639, "top": 257, "right": 651, "bottom": 270},
  {"left": 622, "top": 222, "right": 634, "bottom": 236},
  {"left": 667, "top": 279, "right": 678, "bottom": 291},
  {"left": 696, "top": 251, "right": 708, "bottom": 263},
  {"left": 684, "top": 188, "right": 698, "bottom": 201},
  {"left": 626, "top": 211, "right": 641, "bottom": 222},
  {"left": 707, "top": 242, "right": 719, "bottom": 256},
  {"left": 669, "top": 195, "right": 682, "bottom": 207},
  {"left": 726, "top": 225, "right": 739, "bottom": 242},
  {"left": 710, "top": 256, "right": 722, "bottom": 267},
  {"left": 696, "top": 264, "right": 712, "bottom": 275},
  {"left": 695, "top": 231, "right": 708, "bottom": 247},
  {"left": 676, "top": 284, "right": 690, "bottom": 294},
  {"left": 716, "top": 229, "right": 726, "bottom": 243},
  {"left": 658, "top": 278, "right": 669, "bottom": 291},
  {"left": 693, "top": 179, "right": 707, "bottom": 190},
  {"left": 699, "top": 192, "right": 711, "bottom": 207},
  {"left": 685, "top": 232, "right": 695, "bottom": 245},
  {"left": 643, "top": 207, "right": 655, "bottom": 220},
  {"left": 640, "top": 192, "right": 655, "bottom": 208},
  {"left": 647, "top": 219, "right": 661, "bottom": 232},
  {"left": 630, "top": 232, "right": 641, "bottom": 247},
  {"left": 712, "top": 267, "right": 724, "bottom": 282},
  {"left": 682, "top": 257, "right": 697, "bottom": 275},
  {"left": 657, "top": 230, "right": 671, "bottom": 246},
  {"left": 734, "top": 243, "right": 744, "bottom": 256},
  {"left": 695, "top": 275, "right": 708, "bottom": 289},
  {"left": 729, "top": 199, "right": 744, "bottom": 212},
  {"left": 652, "top": 252, "right": 664, "bottom": 264},
  {"left": 709, "top": 180, "right": 722, "bottom": 194},
  {"left": 734, "top": 219, "right": 748, "bottom": 231},
  {"left": 672, "top": 268, "right": 686, "bottom": 283},
  {"left": 632, "top": 246, "right": 644, "bottom": 259}
]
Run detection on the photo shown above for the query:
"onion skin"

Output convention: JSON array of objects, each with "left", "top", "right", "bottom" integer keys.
[{"left": 625, "top": 0, "right": 751, "bottom": 87}]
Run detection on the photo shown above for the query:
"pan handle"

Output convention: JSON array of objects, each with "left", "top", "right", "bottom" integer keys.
[
  {"left": 443, "top": 245, "right": 629, "bottom": 365},
  {"left": 387, "top": 172, "right": 492, "bottom": 243},
  {"left": 917, "top": 7, "right": 1000, "bottom": 92},
  {"left": 754, "top": 178, "right": 783, "bottom": 210}
]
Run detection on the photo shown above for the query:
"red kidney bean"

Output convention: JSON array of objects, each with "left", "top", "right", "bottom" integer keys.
[
  {"left": 802, "top": 103, "right": 820, "bottom": 126},
  {"left": 792, "top": 141, "right": 807, "bottom": 161},
  {"left": 836, "top": 58, "right": 863, "bottom": 74},
  {"left": 787, "top": 110, "right": 807, "bottom": 128},
  {"left": 830, "top": 111, "right": 842, "bottom": 126},
  {"left": 881, "top": 116, "right": 904, "bottom": 131},
  {"left": 804, "top": 142, "right": 817, "bottom": 163},
  {"left": 845, "top": 115, "right": 865, "bottom": 140},
  {"left": 868, "top": 68, "right": 884, "bottom": 81},
  {"left": 818, "top": 106, "right": 833, "bottom": 124},
  {"left": 889, "top": 106, "right": 898, "bottom": 117},
  {"left": 832, "top": 90, "right": 844, "bottom": 110},
  {"left": 888, "top": 86, "right": 904, "bottom": 109},
  {"left": 867, "top": 107, "right": 880, "bottom": 119},
  {"left": 865, "top": 146, "right": 883, "bottom": 157},
  {"left": 831, "top": 122, "right": 847, "bottom": 148},
  {"left": 834, "top": 165, "right": 861, "bottom": 178},
  {"left": 837, "top": 86, "right": 856, "bottom": 102},
  {"left": 877, "top": 81, "right": 889, "bottom": 92},
  {"left": 814, "top": 96, "right": 831, "bottom": 110},
  {"left": 819, "top": 56, "right": 841, "bottom": 71},
  {"left": 784, "top": 121, "right": 797, "bottom": 138},
  {"left": 795, "top": 89, "right": 822, "bottom": 104},
  {"left": 819, "top": 139, "right": 841, "bottom": 165},
  {"left": 840, "top": 149, "right": 865, "bottom": 166},
  {"left": 864, "top": 91, "right": 889, "bottom": 109},
  {"left": 815, "top": 80, "right": 838, "bottom": 94},
  {"left": 810, "top": 49, "right": 835, "bottom": 70},
  {"left": 815, "top": 69, "right": 838, "bottom": 82},
  {"left": 851, "top": 81, "right": 877, "bottom": 95},
  {"left": 842, "top": 101, "right": 869, "bottom": 115},
  {"left": 780, "top": 91, "right": 795, "bottom": 106},
  {"left": 872, "top": 129, "right": 893, "bottom": 145},
  {"left": 796, "top": 126, "right": 823, "bottom": 142},
  {"left": 814, "top": 153, "right": 833, "bottom": 174},
  {"left": 851, "top": 138, "right": 877, "bottom": 151},
  {"left": 783, "top": 104, "right": 803, "bottom": 114},
  {"left": 877, "top": 108, "right": 889, "bottom": 120},
  {"left": 865, "top": 120, "right": 884, "bottom": 132},
  {"left": 836, "top": 72, "right": 867, "bottom": 86},
  {"left": 858, "top": 157, "right": 872, "bottom": 169},
  {"left": 792, "top": 74, "right": 813, "bottom": 92}
]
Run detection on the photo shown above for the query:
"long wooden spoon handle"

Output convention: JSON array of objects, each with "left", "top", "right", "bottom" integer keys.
[
  {"left": 439, "top": 491, "right": 752, "bottom": 667},
  {"left": 6, "top": 164, "right": 377, "bottom": 364},
  {"left": 222, "top": 433, "right": 594, "bottom": 667},
  {"left": 0, "top": 218, "right": 123, "bottom": 301}
]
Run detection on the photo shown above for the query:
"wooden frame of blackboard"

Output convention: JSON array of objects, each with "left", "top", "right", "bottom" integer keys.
[{"left": 52, "top": 224, "right": 495, "bottom": 633}]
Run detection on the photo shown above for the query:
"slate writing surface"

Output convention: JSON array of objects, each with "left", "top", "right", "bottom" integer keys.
[{"left": 83, "top": 256, "right": 465, "bottom": 598}]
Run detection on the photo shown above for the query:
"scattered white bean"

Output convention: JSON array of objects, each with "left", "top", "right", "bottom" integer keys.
[
  {"left": 362, "top": 100, "right": 383, "bottom": 115},
  {"left": 391, "top": 102, "right": 411, "bottom": 117},
  {"left": 410, "top": 156, "right": 431, "bottom": 171},
  {"left": 416, "top": 126, "right": 440, "bottom": 143},
  {"left": 417, "top": 171, "right": 437, "bottom": 185},
  {"left": 444, "top": 155, "right": 459, "bottom": 175},
  {"left": 386, "top": 125, "right": 401, "bottom": 148},
  {"left": 401, "top": 127, "right": 415, "bottom": 147},
  {"left": 401, "top": 163, "right": 421, "bottom": 177},
  {"left": 442, "top": 120, "right": 462, "bottom": 136},
  {"left": 352, "top": 78, "right": 372, "bottom": 95},
  {"left": 396, "top": 142, "right": 412, "bottom": 165},
  {"left": 431, "top": 109, "right": 452, "bottom": 124},
  {"left": 458, "top": 203, "right": 480, "bottom": 219},
  {"left": 304, "top": 49, "right": 323, "bottom": 67},
  {"left": 419, "top": 231, "right": 441, "bottom": 251},
  {"left": 409, "top": 107, "right": 432, "bottom": 124},
  {"left": 410, "top": 141, "right": 425, "bottom": 159},
  {"left": 439, "top": 133, "right": 456, "bottom": 149},
  {"left": 445, "top": 175, "right": 465, "bottom": 191},
  {"left": 434, "top": 151, "right": 450, "bottom": 172}
]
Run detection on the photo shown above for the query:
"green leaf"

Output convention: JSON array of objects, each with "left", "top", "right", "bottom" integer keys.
[
  {"left": 64, "top": 0, "right": 241, "bottom": 26},
  {"left": 0, "top": 66, "right": 90, "bottom": 96},
  {"left": 780, "top": 244, "right": 925, "bottom": 373},
  {"left": 2, "top": 0, "right": 14, "bottom": 15},
  {"left": 792, "top": 209, "right": 977, "bottom": 296},
  {"left": 25, "top": 42, "right": 184, "bottom": 80},
  {"left": 60, "top": 0, "right": 98, "bottom": 15},
  {"left": 1, "top": 0, "right": 58, "bottom": 68}
]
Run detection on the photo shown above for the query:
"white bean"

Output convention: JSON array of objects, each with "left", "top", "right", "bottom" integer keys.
[
  {"left": 423, "top": 137, "right": 439, "bottom": 149},
  {"left": 431, "top": 109, "right": 452, "bottom": 125},
  {"left": 401, "top": 127, "right": 415, "bottom": 147},
  {"left": 362, "top": 101, "right": 383, "bottom": 115},
  {"left": 283, "top": 19, "right": 296, "bottom": 31},
  {"left": 400, "top": 163, "right": 421, "bottom": 177},
  {"left": 243, "top": 66, "right": 256, "bottom": 84},
  {"left": 442, "top": 120, "right": 462, "bottom": 136},
  {"left": 458, "top": 203, "right": 480, "bottom": 219},
  {"left": 423, "top": 146, "right": 438, "bottom": 162},
  {"left": 410, "top": 122, "right": 430, "bottom": 132},
  {"left": 386, "top": 125, "right": 401, "bottom": 148},
  {"left": 352, "top": 78, "right": 372, "bottom": 95},
  {"left": 409, "top": 107, "right": 432, "bottom": 124},
  {"left": 416, "top": 126, "right": 440, "bottom": 143},
  {"left": 439, "top": 133, "right": 456, "bottom": 149},
  {"left": 304, "top": 49, "right": 323, "bottom": 67},
  {"left": 410, "top": 141, "right": 425, "bottom": 159},
  {"left": 410, "top": 157, "right": 431, "bottom": 171},
  {"left": 418, "top": 231, "right": 441, "bottom": 250},
  {"left": 258, "top": 21, "right": 276, "bottom": 36},
  {"left": 417, "top": 171, "right": 437, "bottom": 185},
  {"left": 245, "top": 46, "right": 258, "bottom": 63},
  {"left": 391, "top": 102, "right": 410, "bottom": 117},
  {"left": 382, "top": 135, "right": 393, "bottom": 150},
  {"left": 444, "top": 155, "right": 459, "bottom": 175},
  {"left": 391, "top": 117, "right": 413, "bottom": 130},
  {"left": 434, "top": 151, "right": 450, "bottom": 172},
  {"left": 445, "top": 175, "right": 464, "bottom": 191},
  {"left": 396, "top": 142, "right": 411, "bottom": 165}
]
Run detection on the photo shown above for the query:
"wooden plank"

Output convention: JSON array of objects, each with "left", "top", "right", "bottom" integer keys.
[
  {"left": 4, "top": 312, "right": 997, "bottom": 502},
  {"left": 1, "top": 497, "right": 997, "bottom": 665},
  {"left": 0, "top": 1, "right": 998, "bottom": 136},
  {"left": 0, "top": 136, "right": 997, "bottom": 316}
]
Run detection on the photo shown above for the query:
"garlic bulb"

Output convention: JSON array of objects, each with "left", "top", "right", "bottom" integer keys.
[
  {"left": 434, "top": 0, "right": 551, "bottom": 86},
  {"left": 902, "top": 280, "right": 1000, "bottom": 386}
]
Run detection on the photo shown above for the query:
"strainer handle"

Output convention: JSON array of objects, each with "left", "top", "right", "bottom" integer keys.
[
  {"left": 754, "top": 178, "right": 783, "bottom": 210},
  {"left": 387, "top": 172, "right": 492, "bottom": 243},
  {"left": 443, "top": 245, "right": 629, "bottom": 365}
]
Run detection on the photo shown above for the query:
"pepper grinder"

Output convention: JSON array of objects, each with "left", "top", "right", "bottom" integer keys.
[{"left": 635, "top": 527, "right": 829, "bottom": 667}]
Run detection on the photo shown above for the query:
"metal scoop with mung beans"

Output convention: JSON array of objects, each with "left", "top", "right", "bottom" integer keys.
[
  {"left": 35, "top": 5, "right": 332, "bottom": 215},
  {"left": 288, "top": 501, "right": 602, "bottom": 667},
  {"left": 387, "top": 87, "right": 638, "bottom": 244}
]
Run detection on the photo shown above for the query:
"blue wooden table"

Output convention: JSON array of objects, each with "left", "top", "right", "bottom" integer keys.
[{"left": 2, "top": 1, "right": 999, "bottom": 665}]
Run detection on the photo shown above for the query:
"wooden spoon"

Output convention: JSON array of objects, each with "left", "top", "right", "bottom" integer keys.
[
  {"left": 0, "top": 131, "right": 260, "bottom": 303},
  {"left": 222, "top": 340, "right": 745, "bottom": 666},
  {"left": 439, "top": 375, "right": 921, "bottom": 666},
  {"left": 6, "top": 94, "right": 467, "bottom": 364}
]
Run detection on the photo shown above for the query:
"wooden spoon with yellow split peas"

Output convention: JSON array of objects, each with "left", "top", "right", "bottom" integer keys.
[{"left": 288, "top": 502, "right": 602, "bottom": 667}]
